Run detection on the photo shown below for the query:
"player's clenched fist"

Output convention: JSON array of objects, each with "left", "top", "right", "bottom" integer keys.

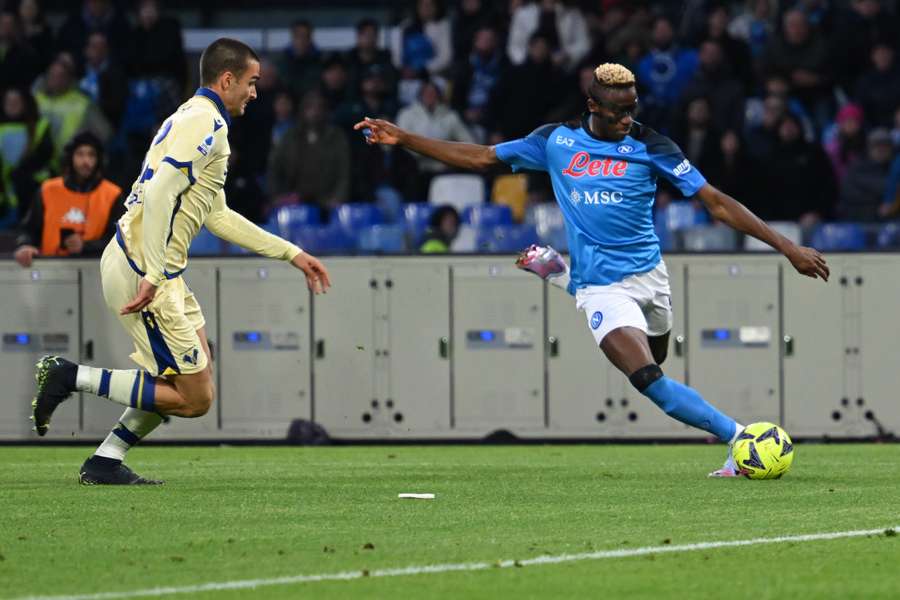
[{"left": 353, "top": 117, "right": 402, "bottom": 146}]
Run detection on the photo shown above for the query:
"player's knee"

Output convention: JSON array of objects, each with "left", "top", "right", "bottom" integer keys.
[
  {"left": 628, "top": 363, "right": 664, "bottom": 393},
  {"left": 183, "top": 387, "right": 214, "bottom": 417}
]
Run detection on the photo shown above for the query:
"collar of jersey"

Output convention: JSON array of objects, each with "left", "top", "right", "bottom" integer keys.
[
  {"left": 194, "top": 87, "right": 231, "bottom": 128},
  {"left": 579, "top": 112, "right": 638, "bottom": 145}
]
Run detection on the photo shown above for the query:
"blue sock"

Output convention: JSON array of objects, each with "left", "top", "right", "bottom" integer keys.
[{"left": 642, "top": 376, "right": 737, "bottom": 442}]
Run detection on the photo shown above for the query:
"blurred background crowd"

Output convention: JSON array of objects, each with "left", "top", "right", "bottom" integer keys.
[{"left": 2, "top": 0, "right": 900, "bottom": 258}]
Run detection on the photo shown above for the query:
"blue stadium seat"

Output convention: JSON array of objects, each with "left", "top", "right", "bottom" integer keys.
[
  {"left": 403, "top": 202, "right": 434, "bottom": 245},
  {"left": 332, "top": 204, "right": 383, "bottom": 236},
  {"left": 527, "top": 204, "right": 568, "bottom": 251},
  {"left": 188, "top": 227, "right": 223, "bottom": 256},
  {"left": 476, "top": 225, "right": 540, "bottom": 253},
  {"left": 272, "top": 205, "right": 320, "bottom": 238},
  {"left": 681, "top": 225, "right": 739, "bottom": 251},
  {"left": 876, "top": 222, "right": 900, "bottom": 249},
  {"left": 463, "top": 204, "right": 513, "bottom": 227},
  {"left": 357, "top": 224, "right": 407, "bottom": 254},
  {"left": 656, "top": 201, "right": 707, "bottom": 232},
  {"left": 810, "top": 223, "right": 866, "bottom": 251},
  {"left": 290, "top": 224, "right": 354, "bottom": 254}
]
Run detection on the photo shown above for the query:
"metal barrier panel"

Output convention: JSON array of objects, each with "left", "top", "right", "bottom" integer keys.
[
  {"left": 218, "top": 260, "right": 310, "bottom": 438},
  {"left": 0, "top": 265, "right": 80, "bottom": 439}
]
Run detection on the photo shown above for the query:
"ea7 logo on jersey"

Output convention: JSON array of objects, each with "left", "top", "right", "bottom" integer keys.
[
  {"left": 555, "top": 135, "right": 574, "bottom": 147},
  {"left": 672, "top": 159, "right": 692, "bottom": 176}
]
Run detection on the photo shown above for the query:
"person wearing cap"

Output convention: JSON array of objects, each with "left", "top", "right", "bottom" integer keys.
[
  {"left": 13, "top": 131, "right": 123, "bottom": 267},
  {"left": 839, "top": 128, "right": 896, "bottom": 221}
]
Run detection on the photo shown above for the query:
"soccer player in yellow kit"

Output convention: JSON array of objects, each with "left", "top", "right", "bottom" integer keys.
[{"left": 31, "top": 38, "right": 331, "bottom": 485}]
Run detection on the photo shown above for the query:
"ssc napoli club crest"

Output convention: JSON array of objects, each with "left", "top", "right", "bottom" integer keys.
[
  {"left": 616, "top": 144, "right": 634, "bottom": 154},
  {"left": 590, "top": 311, "right": 603, "bottom": 330}
]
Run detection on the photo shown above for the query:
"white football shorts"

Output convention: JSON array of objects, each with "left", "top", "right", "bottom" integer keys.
[{"left": 575, "top": 260, "right": 673, "bottom": 346}]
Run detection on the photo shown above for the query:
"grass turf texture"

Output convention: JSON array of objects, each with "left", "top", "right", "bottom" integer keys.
[{"left": 1, "top": 445, "right": 899, "bottom": 599}]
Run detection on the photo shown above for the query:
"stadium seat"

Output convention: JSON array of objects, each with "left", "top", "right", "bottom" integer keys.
[
  {"left": 289, "top": 224, "right": 354, "bottom": 254},
  {"left": 188, "top": 227, "right": 223, "bottom": 256},
  {"left": 491, "top": 174, "right": 528, "bottom": 222},
  {"left": 527, "top": 203, "right": 567, "bottom": 251},
  {"left": 681, "top": 225, "right": 739, "bottom": 251},
  {"left": 463, "top": 204, "right": 513, "bottom": 227},
  {"left": 403, "top": 202, "right": 435, "bottom": 244},
  {"left": 428, "top": 174, "right": 485, "bottom": 212},
  {"left": 809, "top": 223, "right": 866, "bottom": 251},
  {"left": 272, "top": 205, "right": 320, "bottom": 239},
  {"left": 876, "top": 222, "right": 900, "bottom": 249},
  {"left": 476, "top": 224, "right": 540, "bottom": 253},
  {"left": 657, "top": 201, "right": 708, "bottom": 233},
  {"left": 744, "top": 221, "right": 802, "bottom": 251},
  {"left": 357, "top": 224, "right": 407, "bottom": 254},
  {"left": 450, "top": 224, "right": 477, "bottom": 252},
  {"left": 332, "top": 203, "right": 383, "bottom": 236}
]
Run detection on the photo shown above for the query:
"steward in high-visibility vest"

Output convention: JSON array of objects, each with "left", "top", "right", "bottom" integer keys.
[{"left": 14, "top": 132, "right": 124, "bottom": 267}]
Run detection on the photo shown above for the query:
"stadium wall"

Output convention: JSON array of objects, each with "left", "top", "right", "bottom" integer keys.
[{"left": 1, "top": 254, "right": 897, "bottom": 442}]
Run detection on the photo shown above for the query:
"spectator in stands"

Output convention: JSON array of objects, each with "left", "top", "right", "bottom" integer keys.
[
  {"left": 744, "top": 94, "right": 785, "bottom": 162},
  {"left": 547, "top": 61, "right": 595, "bottom": 123},
  {"left": 394, "top": 0, "right": 453, "bottom": 78},
  {"left": 223, "top": 149, "right": 265, "bottom": 225},
  {"left": 344, "top": 19, "right": 397, "bottom": 104},
  {"left": 728, "top": 0, "right": 775, "bottom": 58},
  {"left": 636, "top": 16, "right": 699, "bottom": 128},
  {"left": 680, "top": 39, "right": 744, "bottom": 134},
  {"left": 506, "top": 0, "right": 590, "bottom": 72},
  {"left": 56, "top": 0, "right": 130, "bottom": 64},
  {"left": 701, "top": 3, "right": 754, "bottom": 92},
  {"left": 486, "top": 33, "right": 563, "bottom": 142},
  {"left": 419, "top": 204, "right": 460, "bottom": 253},
  {"left": 0, "top": 10, "right": 43, "bottom": 90},
  {"left": 751, "top": 113, "right": 835, "bottom": 224},
  {"left": 881, "top": 150, "right": 900, "bottom": 218},
  {"left": 80, "top": 32, "right": 127, "bottom": 129},
  {"left": 270, "top": 91, "right": 295, "bottom": 148},
  {"left": 831, "top": 0, "right": 898, "bottom": 92},
  {"left": 228, "top": 57, "right": 283, "bottom": 181},
  {"left": 450, "top": 25, "right": 507, "bottom": 139},
  {"left": 333, "top": 66, "right": 397, "bottom": 202},
  {"left": 855, "top": 41, "right": 900, "bottom": 129},
  {"left": 744, "top": 73, "right": 814, "bottom": 141},
  {"left": 13, "top": 132, "right": 122, "bottom": 267},
  {"left": 0, "top": 87, "right": 54, "bottom": 221},
  {"left": 824, "top": 103, "right": 866, "bottom": 185},
  {"left": 452, "top": 0, "right": 501, "bottom": 60},
  {"left": 396, "top": 80, "right": 474, "bottom": 200},
  {"left": 762, "top": 9, "right": 831, "bottom": 129},
  {"left": 320, "top": 54, "right": 351, "bottom": 108},
  {"left": 838, "top": 128, "right": 895, "bottom": 221},
  {"left": 703, "top": 130, "right": 754, "bottom": 198},
  {"left": 892, "top": 106, "right": 900, "bottom": 148},
  {"left": 671, "top": 97, "right": 720, "bottom": 177},
  {"left": 278, "top": 20, "right": 322, "bottom": 100},
  {"left": 34, "top": 56, "right": 112, "bottom": 162},
  {"left": 18, "top": 0, "right": 53, "bottom": 70},
  {"left": 128, "top": 0, "right": 187, "bottom": 92},
  {"left": 267, "top": 90, "right": 350, "bottom": 211}
]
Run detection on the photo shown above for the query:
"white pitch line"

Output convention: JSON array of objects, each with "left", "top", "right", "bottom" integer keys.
[{"left": 12, "top": 526, "right": 899, "bottom": 600}]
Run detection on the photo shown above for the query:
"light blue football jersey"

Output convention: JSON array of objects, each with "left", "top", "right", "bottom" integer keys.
[{"left": 495, "top": 115, "right": 707, "bottom": 288}]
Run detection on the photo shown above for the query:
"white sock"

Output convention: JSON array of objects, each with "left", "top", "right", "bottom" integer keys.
[
  {"left": 548, "top": 271, "right": 571, "bottom": 292},
  {"left": 76, "top": 365, "right": 157, "bottom": 411},
  {"left": 729, "top": 422, "right": 745, "bottom": 446},
  {"left": 94, "top": 408, "right": 164, "bottom": 461}
]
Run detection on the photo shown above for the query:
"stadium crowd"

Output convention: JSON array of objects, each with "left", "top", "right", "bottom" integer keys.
[{"left": 2, "top": 0, "right": 900, "bottom": 256}]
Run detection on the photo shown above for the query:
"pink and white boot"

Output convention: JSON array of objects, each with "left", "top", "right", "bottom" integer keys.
[{"left": 515, "top": 244, "right": 570, "bottom": 291}]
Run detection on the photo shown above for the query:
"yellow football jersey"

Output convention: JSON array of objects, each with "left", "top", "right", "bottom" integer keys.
[{"left": 117, "top": 88, "right": 301, "bottom": 286}]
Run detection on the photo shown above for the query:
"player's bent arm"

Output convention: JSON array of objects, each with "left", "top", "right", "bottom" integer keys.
[
  {"left": 141, "top": 162, "right": 190, "bottom": 286},
  {"left": 696, "top": 183, "right": 830, "bottom": 281},
  {"left": 354, "top": 117, "right": 500, "bottom": 171}
]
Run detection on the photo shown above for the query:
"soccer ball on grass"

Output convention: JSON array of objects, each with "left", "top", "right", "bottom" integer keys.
[{"left": 733, "top": 422, "right": 794, "bottom": 479}]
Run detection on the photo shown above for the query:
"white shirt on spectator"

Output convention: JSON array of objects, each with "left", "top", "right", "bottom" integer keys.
[
  {"left": 391, "top": 17, "right": 453, "bottom": 75},
  {"left": 396, "top": 101, "right": 474, "bottom": 172},
  {"left": 506, "top": 2, "right": 589, "bottom": 71}
]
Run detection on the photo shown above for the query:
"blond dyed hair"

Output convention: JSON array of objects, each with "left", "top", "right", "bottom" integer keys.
[{"left": 593, "top": 63, "right": 636, "bottom": 87}]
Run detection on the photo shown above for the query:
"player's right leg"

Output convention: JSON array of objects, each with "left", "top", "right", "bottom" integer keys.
[{"left": 516, "top": 244, "right": 571, "bottom": 292}]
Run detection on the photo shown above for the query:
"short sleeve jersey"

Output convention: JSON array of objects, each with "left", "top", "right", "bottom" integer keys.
[{"left": 495, "top": 115, "right": 707, "bottom": 288}]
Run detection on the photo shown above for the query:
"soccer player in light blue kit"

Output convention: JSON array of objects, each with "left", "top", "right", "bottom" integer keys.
[{"left": 355, "top": 63, "right": 829, "bottom": 476}]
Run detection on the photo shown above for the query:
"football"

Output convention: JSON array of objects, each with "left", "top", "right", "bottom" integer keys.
[{"left": 733, "top": 422, "right": 795, "bottom": 479}]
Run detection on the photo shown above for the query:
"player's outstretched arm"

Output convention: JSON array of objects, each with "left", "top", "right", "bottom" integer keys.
[
  {"left": 696, "top": 183, "right": 830, "bottom": 281},
  {"left": 353, "top": 117, "right": 500, "bottom": 172}
]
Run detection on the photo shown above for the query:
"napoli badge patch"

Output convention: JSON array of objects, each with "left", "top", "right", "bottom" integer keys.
[
  {"left": 590, "top": 311, "right": 603, "bottom": 330},
  {"left": 616, "top": 144, "right": 634, "bottom": 154}
]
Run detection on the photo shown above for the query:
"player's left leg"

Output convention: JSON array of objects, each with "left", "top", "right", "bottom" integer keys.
[{"left": 516, "top": 244, "right": 571, "bottom": 292}]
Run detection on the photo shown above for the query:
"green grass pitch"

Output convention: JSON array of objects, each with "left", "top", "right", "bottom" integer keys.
[{"left": 1, "top": 444, "right": 899, "bottom": 599}]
